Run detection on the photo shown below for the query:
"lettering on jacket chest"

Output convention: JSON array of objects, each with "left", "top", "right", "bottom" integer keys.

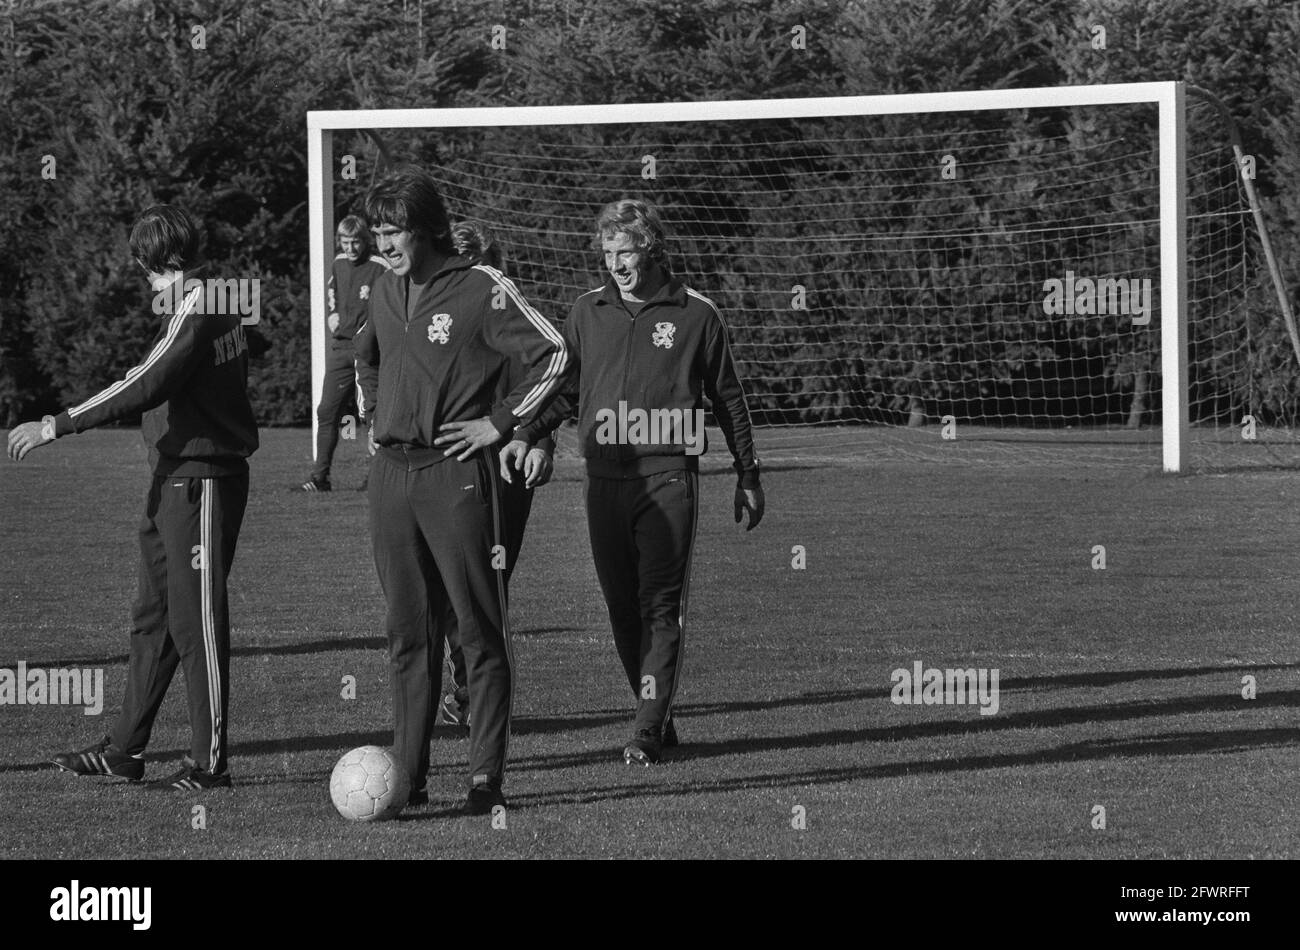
[{"left": 212, "top": 325, "right": 248, "bottom": 366}]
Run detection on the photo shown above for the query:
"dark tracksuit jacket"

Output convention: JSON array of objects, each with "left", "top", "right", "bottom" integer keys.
[
  {"left": 518, "top": 270, "right": 761, "bottom": 734},
  {"left": 329, "top": 253, "right": 390, "bottom": 341},
  {"left": 518, "top": 272, "right": 761, "bottom": 487},
  {"left": 314, "top": 253, "right": 389, "bottom": 476},
  {"left": 52, "top": 272, "right": 258, "bottom": 773},
  {"left": 356, "top": 254, "right": 567, "bottom": 790}
]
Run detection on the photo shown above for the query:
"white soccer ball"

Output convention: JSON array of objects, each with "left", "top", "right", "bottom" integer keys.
[{"left": 329, "top": 746, "right": 410, "bottom": 822}]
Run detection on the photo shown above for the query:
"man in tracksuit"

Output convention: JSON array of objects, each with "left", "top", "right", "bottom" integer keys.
[
  {"left": 357, "top": 169, "right": 568, "bottom": 814},
  {"left": 504, "top": 198, "right": 764, "bottom": 765},
  {"left": 302, "top": 214, "right": 389, "bottom": 492},
  {"left": 7, "top": 205, "right": 258, "bottom": 790},
  {"left": 358, "top": 222, "right": 557, "bottom": 729}
]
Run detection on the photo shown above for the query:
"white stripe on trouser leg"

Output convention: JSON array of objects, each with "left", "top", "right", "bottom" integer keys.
[
  {"left": 663, "top": 471, "right": 699, "bottom": 723},
  {"left": 200, "top": 479, "right": 221, "bottom": 771},
  {"left": 484, "top": 450, "right": 513, "bottom": 771}
]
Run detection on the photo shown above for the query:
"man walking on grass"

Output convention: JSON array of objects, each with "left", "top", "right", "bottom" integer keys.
[
  {"left": 503, "top": 198, "right": 764, "bottom": 766},
  {"left": 7, "top": 204, "right": 258, "bottom": 791}
]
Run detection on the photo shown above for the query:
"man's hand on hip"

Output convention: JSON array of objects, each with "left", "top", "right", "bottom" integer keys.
[{"left": 435, "top": 416, "right": 502, "bottom": 462}]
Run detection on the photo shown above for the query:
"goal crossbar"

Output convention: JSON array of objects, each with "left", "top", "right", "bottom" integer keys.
[{"left": 306, "top": 82, "right": 1188, "bottom": 470}]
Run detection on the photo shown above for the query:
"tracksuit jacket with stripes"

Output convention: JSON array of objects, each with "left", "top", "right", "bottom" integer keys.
[
  {"left": 355, "top": 256, "right": 568, "bottom": 454},
  {"left": 45, "top": 270, "right": 256, "bottom": 777},
  {"left": 52, "top": 273, "right": 259, "bottom": 474},
  {"left": 518, "top": 271, "right": 761, "bottom": 488}
]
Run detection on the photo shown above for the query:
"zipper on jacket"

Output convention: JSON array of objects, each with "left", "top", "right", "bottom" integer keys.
[
  {"left": 620, "top": 309, "right": 637, "bottom": 461},
  {"left": 389, "top": 299, "right": 410, "bottom": 464}
]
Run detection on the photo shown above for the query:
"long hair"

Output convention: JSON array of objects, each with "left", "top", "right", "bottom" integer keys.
[
  {"left": 363, "top": 166, "right": 454, "bottom": 255},
  {"left": 130, "top": 205, "right": 204, "bottom": 273}
]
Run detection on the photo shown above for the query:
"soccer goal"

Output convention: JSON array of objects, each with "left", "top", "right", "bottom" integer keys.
[{"left": 306, "top": 82, "right": 1298, "bottom": 473}]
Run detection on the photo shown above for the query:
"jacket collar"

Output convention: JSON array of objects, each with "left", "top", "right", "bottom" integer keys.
[
  {"left": 435, "top": 253, "right": 476, "bottom": 278},
  {"left": 407, "top": 253, "right": 475, "bottom": 289}
]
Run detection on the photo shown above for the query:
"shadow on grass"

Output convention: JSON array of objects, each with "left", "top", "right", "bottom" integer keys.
[
  {"left": 503, "top": 724, "right": 1300, "bottom": 810},
  {"left": 0, "top": 728, "right": 392, "bottom": 775},
  {"left": 506, "top": 688, "right": 1300, "bottom": 774},
  {"left": 2, "top": 626, "right": 582, "bottom": 670},
  {"left": 3, "top": 674, "right": 1295, "bottom": 776},
  {"left": 667, "top": 660, "right": 1300, "bottom": 718},
  {"left": 0, "top": 709, "right": 619, "bottom": 775},
  {"left": 1, "top": 638, "right": 385, "bottom": 669}
]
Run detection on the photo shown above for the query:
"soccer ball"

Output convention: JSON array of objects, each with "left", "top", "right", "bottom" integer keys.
[{"left": 329, "top": 746, "right": 410, "bottom": 822}]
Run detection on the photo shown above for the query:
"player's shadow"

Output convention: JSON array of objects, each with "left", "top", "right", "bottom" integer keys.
[
  {"left": 3, "top": 626, "right": 580, "bottom": 670},
  {"left": 512, "top": 711, "right": 629, "bottom": 734},
  {"left": 503, "top": 686, "right": 1300, "bottom": 775},
  {"left": 3, "top": 662, "right": 1295, "bottom": 775},
  {"left": 701, "top": 462, "right": 819, "bottom": 475},
  {"left": 1, "top": 636, "right": 388, "bottom": 669},
  {"left": 5, "top": 714, "right": 620, "bottom": 775},
  {"left": 670, "top": 687, "right": 1300, "bottom": 762},
  {"left": 9, "top": 656, "right": 1290, "bottom": 690},
  {"left": 505, "top": 724, "right": 1300, "bottom": 811},
  {"left": 667, "top": 660, "right": 1300, "bottom": 718},
  {"left": 511, "top": 626, "right": 574, "bottom": 637},
  {"left": 665, "top": 686, "right": 1300, "bottom": 764},
  {"left": 1184, "top": 462, "right": 1300, "bottom": 476},
  {"left": 392, "top": 806, "right": 467, "bottom": 822},
  {"left": 235, "top": 637, "right": 385, "bottom": 656}
]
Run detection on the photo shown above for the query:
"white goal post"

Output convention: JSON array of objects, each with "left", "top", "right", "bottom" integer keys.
[{"left": 306, "top": 82, "right": 1189, "bottom": 471}]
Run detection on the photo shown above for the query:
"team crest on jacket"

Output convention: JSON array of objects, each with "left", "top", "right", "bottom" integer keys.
[
  {"left": 359, "top": 285, "right": 370, "bottom": 300},
  {"left": 652, "top": 322, "right": 676, "bottom": 349},
  {"left": 428, "top": 313, "right": 453, "bottom": 344}
]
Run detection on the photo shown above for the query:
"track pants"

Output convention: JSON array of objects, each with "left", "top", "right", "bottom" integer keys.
[
  {"left": 586, "top": 470, "right": 698, "bottom": 734},
  {"left": 445, "top": 476, "right": 533, "bottom": 693},
  {"left": 110, "top": 473, "right": 249, "bottom": 774},
  {"left": 313, "top": 341, "right": 360, "bottom": 479},
  {"left": 369, "top": 448, "right": 512, "bottom": 791}
]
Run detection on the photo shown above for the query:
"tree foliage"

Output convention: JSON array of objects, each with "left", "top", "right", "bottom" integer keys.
[{"left": 0, "top": 0, "right": 1296, "bottom": 427}]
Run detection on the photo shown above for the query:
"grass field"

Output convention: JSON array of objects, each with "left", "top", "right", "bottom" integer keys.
[{"left": 1, "top": 427, "right": 1299, "bottom": 859}]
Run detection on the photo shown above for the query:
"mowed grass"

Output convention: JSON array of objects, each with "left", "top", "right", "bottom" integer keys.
[{"left": 1, "top": 427, "right": 1299, "bottom": 859}]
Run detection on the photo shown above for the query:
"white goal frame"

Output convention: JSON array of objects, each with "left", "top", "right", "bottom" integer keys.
[{"left": 306, "top": 82, "right": 1189, "bottom": 471}]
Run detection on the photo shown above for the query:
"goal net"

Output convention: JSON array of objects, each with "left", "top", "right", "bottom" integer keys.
[{"left": 307, "top": 84, "right": 1299, "bottom": 472}]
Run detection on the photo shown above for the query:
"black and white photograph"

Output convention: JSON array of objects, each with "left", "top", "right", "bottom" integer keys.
[{"left": 0, "top": 0, "right": 1295, "bottom": 923}]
